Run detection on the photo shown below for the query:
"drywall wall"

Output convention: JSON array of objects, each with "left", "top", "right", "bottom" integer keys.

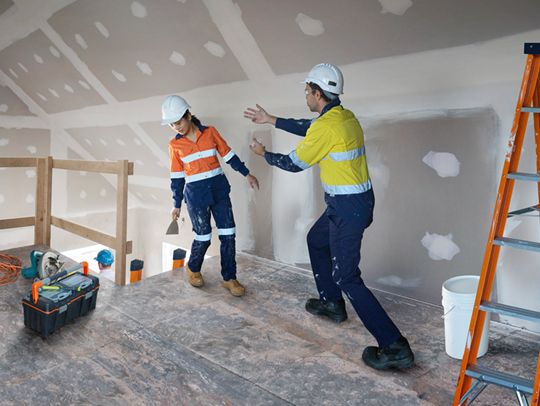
[{"left": 1, "top": 1, "right": 540, "bottom": 332}]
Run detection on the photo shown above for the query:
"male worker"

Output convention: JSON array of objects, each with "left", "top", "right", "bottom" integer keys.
[
  {"left": 244, "top": 63, "right": 414, "bottom": 370},
  {"left": 95, "top": 249, "right": 115, "bottom": 282}
]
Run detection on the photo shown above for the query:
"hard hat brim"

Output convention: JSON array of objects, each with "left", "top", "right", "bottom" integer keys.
[{"left": 161, "top": 115, "right": 184, "bottom": 125}]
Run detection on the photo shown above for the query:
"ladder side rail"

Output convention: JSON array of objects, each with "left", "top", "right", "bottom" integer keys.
[
  {"left": 454, "top": 53, "right": 540, "bottom": 406},
  {"left": 531, "top": 72, "right": 540, "bottom": 406}
]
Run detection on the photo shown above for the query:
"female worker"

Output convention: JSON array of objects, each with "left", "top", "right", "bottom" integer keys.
[{"left": 162, "top": 95, "right": 259, "bottom": 296}]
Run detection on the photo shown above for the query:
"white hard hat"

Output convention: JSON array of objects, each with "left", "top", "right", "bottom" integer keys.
[
  {"left": 161, "top": 95, "right": 191, "bottom": 125},
  {"left": 301, "top": 63, "right": 344, "bottom": 95}
]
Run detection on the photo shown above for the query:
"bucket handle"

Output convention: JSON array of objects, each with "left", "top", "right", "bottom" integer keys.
[{"left": 442, "top": 305, "right": 455, "bottom": 319}]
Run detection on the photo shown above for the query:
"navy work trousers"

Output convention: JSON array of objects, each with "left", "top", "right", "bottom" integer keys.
[
  {"left": 187, "top": 195, "right": 237, "bottom": 281},
  {"left": 307, "top": 197, "right": 402, "bottom": 348}
]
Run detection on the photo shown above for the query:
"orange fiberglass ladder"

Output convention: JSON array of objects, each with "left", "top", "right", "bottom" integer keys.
[{"left": 453, "top": 43, "right": 540, "bottom": 406}]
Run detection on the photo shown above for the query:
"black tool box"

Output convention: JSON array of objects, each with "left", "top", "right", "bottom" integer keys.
[{"left": 22, "top": 263, "right": 99, "bottom": 337}]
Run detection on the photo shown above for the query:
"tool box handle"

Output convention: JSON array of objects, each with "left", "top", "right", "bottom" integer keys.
[{"left": 32, "top": 262, "right": 86, "bottom": 303}]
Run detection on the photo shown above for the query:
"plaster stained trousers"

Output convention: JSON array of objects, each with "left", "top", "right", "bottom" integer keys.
[
  {"left": 307, "top": 205, "right": 402, "bottom": 348},
  {"left": 187, "top": 195, "right": 237, "bottom": 281}
]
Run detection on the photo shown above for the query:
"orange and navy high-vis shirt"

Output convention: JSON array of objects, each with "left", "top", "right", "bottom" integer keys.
[{"left": 168, "top": 124, "right": 249, "bottom": 209}]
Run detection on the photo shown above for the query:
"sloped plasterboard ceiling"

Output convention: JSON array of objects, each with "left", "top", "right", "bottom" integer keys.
[{"left": 1, "top": 0, "right": 539, "bottom": 116}]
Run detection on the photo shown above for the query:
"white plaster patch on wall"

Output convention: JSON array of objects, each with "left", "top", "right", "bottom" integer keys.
[
  {"left": 204, "top": 41, "right": 226, "bottom": 58},
  {"left": 376, "top": 275, "right": 421, "bottom": 288},
  {"left": 169, "top": 51, "right": 186, "bottom": 66},
  {"left": 49, "top": 46, "right": 61, "bottom": 58},
  {"left": 136, "top": 192, "right": 143, "bottom": 198},
  {"left": 136, "top": 61, "right": 152, "bottom": 76},
  {"left": 27, "top": 146, "right": 37, "bottom": 154},
  {"left": 48, "top": 88, "right": 59, "bottom": 98},
  {"left": 84, "top": 139, "right": 92, "bottom": 146},
  {"left": 80, "top": 190, "right": 87, "bottom": 199},
  {"left": 422, "top": 151, "right": 460, "bottom": 178},
  {"left": 421, "top": 232, "right": 461, "bottom": 260},
  {"left": 117, "top": 139, "right": 125, "bottom": 146},
  {"left": 9, "top": 68, "right": 18, "bottom": 79},
  {"left": 26, "top": 169, "right": 35, "bottom": 178},
  {"left": 0, "top": 104, "right": 8, "bottom": 113},
  {"left": 112, "top": 70, "right": 127, "bottom": 82},
  {"left": 100, "top": 189, "right": 106, "bottom": 197},
  {"left": 79, "top": 80, "right": 91, "bottom": 90},
  {"left": 150, "top": 194, "right": 158, "bottom": 200},
  {"left": 99, "top": 138, "right": 108, "bottom": 146},
  {"left": 37, "top": 92, "right": 47, "bottom": 101},
  {"left": 26, "top": 194, "right": 34, "bottom": 204},
  {"left": 0, "top": 138, "right": 9, "bottom": 147},
  {"left": 135, "top": 159, "right": 144, "bottom": 166},
  {"left": 18, "top": 63, "right": 28, "bottom": 73},
  {"left": 134, "top": 137, "right": 142, "bottom": 146},
  {"left": 176, "top": 0, "right": 186, "bottom": 3},
  {"left": 131, "top": 2, "right": 147, "bottom": 19},
  {"left": 95, "top": 21, "right": 110, "bottom": 38},
  {"left": 79, "top": 171, "right": 87, "bottom": 176},
  {"left": 34, "top": 54, "right": 44, "bottom": 64},
  {"left": 65, "top": 84, "right": 74, "bottom": 93},
  {"left": 378, "top": 0, "right": 413, "bottom": 15},
  {"left": 156, "top": 160, "right": 165, "bottom": 167},
  {"left": 295, "top": 13, "right": 324, "bottom": 37},
  {"left": 75, "top": 34, "right": 88, "bottom": 50},
  {"left": 0, "top": 194, "right": 3, "bottom": 204}
]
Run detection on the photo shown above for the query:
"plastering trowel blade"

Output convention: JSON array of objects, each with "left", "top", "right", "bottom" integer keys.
[{"left": 166, "top": 219, "right": 179, "bottom": 235}]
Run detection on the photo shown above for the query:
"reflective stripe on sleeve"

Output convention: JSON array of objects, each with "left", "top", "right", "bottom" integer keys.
[
  {"left": 222, "top": 150, "right": 235, "bottom": 162},
  {"left": 171, "top": 171, "right": 185, "bottom": 179},
  {"left": 194, "top": 232, "right": 212, "bottom": 242},
  {"left": 182, "top": 149, "right": 217, "bottom": 164},
  {"left": 217, "top": 227, "right": 236, "bottom": 236},
  {"left": 289, "top": 150, "right": 311, "bottom": 170},
  {"left": 329, "top": 146, "right": 365, "bottom": 162},
  {"left": 186, "top": 167, "right": 224, "bottom": 183},
  {"left": 322, "top": 179, "right": 372, "bottom": 195}
]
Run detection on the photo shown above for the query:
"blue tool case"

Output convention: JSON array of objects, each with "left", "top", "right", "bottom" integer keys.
[{"left": 22, "top": 266, "right": 100, "bottom": 337}]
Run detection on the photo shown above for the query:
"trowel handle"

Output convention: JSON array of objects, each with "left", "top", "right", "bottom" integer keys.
[{"left": 32, "top": 263, "right": 83, "bottom": 303}]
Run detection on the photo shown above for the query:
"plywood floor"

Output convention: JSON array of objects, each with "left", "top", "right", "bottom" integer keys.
[{"left": 1, "top": 244, "right": 539, "bottom": 406}]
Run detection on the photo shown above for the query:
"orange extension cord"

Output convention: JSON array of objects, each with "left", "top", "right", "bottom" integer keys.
[{"left": 0, "top": 254, "right": 22, "bottom": 286}]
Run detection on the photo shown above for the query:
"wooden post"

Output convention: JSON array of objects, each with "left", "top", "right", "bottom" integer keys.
[
  {"left": 115, "top": 160, "right": 129, "bottom": 286},
  {"left": 34, "top": 157, "right": 52, "bottom": 245}
]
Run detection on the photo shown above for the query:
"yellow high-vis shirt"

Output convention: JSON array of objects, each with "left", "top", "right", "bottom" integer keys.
[{"left": 290, "top": 106, "right": 371, "bottom": 195}]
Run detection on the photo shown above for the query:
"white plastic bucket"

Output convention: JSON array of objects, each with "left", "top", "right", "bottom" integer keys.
[{"left": 442, "top": 275, "right": 490, "bottom": 359}]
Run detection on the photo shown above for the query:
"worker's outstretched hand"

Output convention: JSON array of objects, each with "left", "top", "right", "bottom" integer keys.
[
  {"left": 250, "top": 138, "right": 266, "bottom": 157},
  {"left": 246, "top": 173, "right": 260, "bottom": 190},
  {"left": 244, "top": 104, "right": 276, "bottom": 126}
]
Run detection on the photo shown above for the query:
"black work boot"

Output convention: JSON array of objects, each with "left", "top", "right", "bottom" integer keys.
[
  {"left": 305, "top": 298, "right": 348, "bottom": 323},
  {"left": 362, "top": 336, "right": 414, "bottom": 370}
]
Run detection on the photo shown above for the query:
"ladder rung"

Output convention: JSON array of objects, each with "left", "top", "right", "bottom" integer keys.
[
  {"left": 522, "top": 107, "right": 540, "bottom": 113},
  {"left": 465, "top": 365, "right": 534, "bottom": 394},
  {"left": 480, "top": 300, "right": 540, "bottom": 323},
  {"left": 508, "top": 205, "right": 539, "bottom": 218},
  {"left": 507, "top": 172, "right": 540, "bottom": 182},
  {"left": 494, "top": 236, "right": 540, "bottom": 252}
]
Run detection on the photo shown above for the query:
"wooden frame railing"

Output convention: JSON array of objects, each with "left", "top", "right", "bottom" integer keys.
[{"left": 0, "top": 157, "right": 133, "bottom": 285}]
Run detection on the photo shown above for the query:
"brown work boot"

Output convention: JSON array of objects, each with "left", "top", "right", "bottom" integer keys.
[
  {"left": 186, "top": 264, "right": 203, "bottom": 287},
  {"left": 222, "top": 279, "right": 245, "bottom": 296}
]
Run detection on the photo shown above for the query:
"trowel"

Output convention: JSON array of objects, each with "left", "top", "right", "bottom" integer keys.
[{"left": 166, "top": 215, "right": 179, "bottom": 235}]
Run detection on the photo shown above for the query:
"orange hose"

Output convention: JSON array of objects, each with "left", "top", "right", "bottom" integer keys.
[{"left": 0, "top": 254, "right": 22, "bottom": 286}]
